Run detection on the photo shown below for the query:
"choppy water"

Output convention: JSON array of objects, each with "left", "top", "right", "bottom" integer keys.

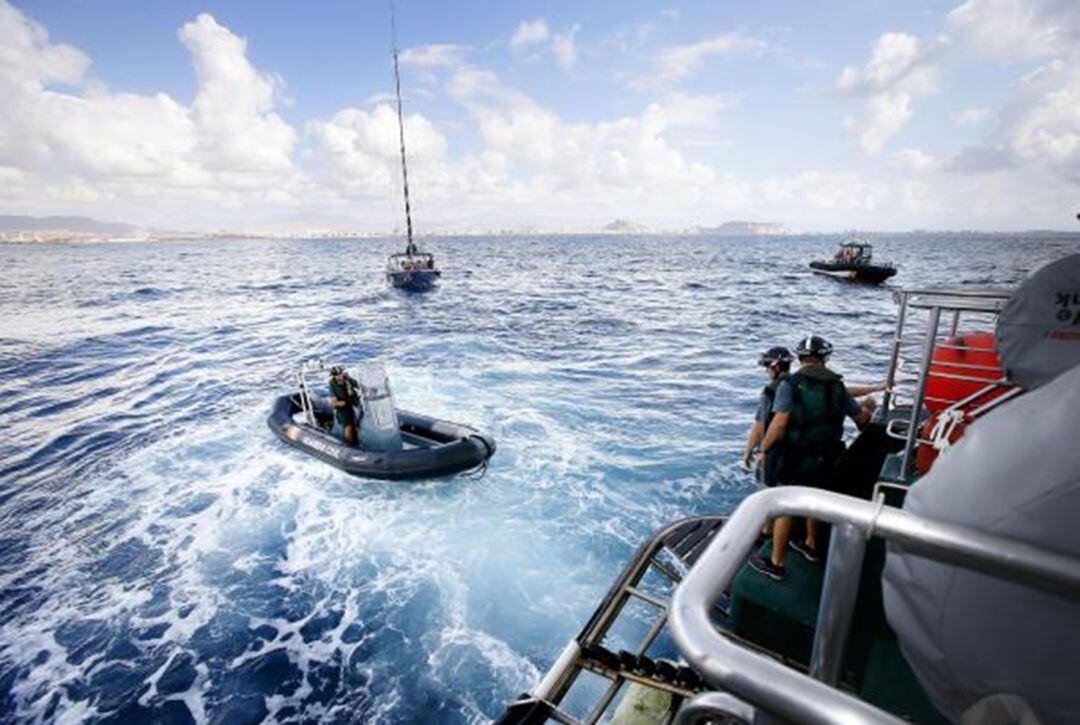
[{"left": 1, "top": 234, "right": 1077, "bottom": 723}]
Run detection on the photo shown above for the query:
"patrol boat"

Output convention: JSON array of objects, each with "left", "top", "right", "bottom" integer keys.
[
  {"left": 497, "top": 254, "right": 1080, "bottom": 724},
  {"left": 810, "top": 240, "right": 896, "bottom": 284},
  {"left": 384, "top": 18, "right": 441, "bottom": 292},
  {"left": 268, "top": 362, "right": 494, "bottom": 480}
]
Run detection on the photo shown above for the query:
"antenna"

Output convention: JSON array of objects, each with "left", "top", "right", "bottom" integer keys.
[{"left": 390, "top": 4, "right": 417, "bottom": 255}]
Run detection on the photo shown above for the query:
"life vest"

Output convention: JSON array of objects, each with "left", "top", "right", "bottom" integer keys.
[
  {"left": 778, "top": 366, "right": 846, "bottom": 483},
  {"left": 329, "top": 375, "right": 361, "bottom": 408},
  {"left": 785, "top": 366, "right": 845, "bottom": 450}
]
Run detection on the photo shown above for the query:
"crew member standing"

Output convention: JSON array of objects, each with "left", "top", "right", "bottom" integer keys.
[
  {"left": 751, "top": 335, "right": 872, "bottom": 580},
  {"left": 742, "top": 346, "right": 794, "bottom": 488},
  {"left": 329, "top": 366, "right": 361, "bottom": 446}
]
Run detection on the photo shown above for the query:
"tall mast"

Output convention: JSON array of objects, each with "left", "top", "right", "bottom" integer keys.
[{"left": 390, "top": 6, "right": 416, "bottom": 255}]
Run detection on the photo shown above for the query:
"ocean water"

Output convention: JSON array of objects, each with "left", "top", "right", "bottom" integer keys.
[{"left": 0, "top": 234, "right": 1077, "bottom": 723}]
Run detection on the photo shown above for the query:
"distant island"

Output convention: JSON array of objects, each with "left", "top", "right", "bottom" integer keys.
[
  {"left": 696, "top": 221, "right": 791, "bottom": 236},
  {"left": 602, "top": 219, "right": 651, "bottom": 234},
  {"left": 0, "top": 215, "right": 151, "bottom": 243}
]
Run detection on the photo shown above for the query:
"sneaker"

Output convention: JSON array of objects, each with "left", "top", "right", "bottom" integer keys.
[
  {"left": 749, "top": 554, "right": 785, "bottom": 581},
  {"left": 791, "top": 539, "right": 820, "bottom": 563}
]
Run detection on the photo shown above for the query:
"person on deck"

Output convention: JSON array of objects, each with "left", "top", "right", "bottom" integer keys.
[
  {"left": 742, "top": 346, "right": 794, "bottom": 487},
  {"left": 743, "top": 349, "right": 885, "bottom": 481},
  {"left": 329, "top": 366, "right": 361, "bottom": 446},
  {"left": 750, "top": 335, "right": 874, "bottom": 581}
]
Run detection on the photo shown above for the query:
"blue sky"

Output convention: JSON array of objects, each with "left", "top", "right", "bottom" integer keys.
[{"left": 2, "top": 0, "right": 1079, "bottom": 231}]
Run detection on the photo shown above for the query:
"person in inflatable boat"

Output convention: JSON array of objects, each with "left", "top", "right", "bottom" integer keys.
[
  {"left": 329, "top": 366, "right": 361, "bottom": 446},
  {"left": 750, "top": 334, "right": 874, "bottom": 581}
]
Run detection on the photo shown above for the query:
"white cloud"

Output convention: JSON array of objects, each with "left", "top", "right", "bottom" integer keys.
[
  {"left": 552, "top": 25, "right": 580, "bottom": 72},
  {"left": 509, "top": 19, "right": 550, "bottom": 51},
  {"left": 509, "top": 19, "right": 580, "bottom": 73},
  {"left": 398, "top": 43, "right": 468, "bottom": 70},
  {"left": 953, "top": 56, "right": 1080, "bottom": 177},
  {"left": 0, "top": 2, "right": 307, "bottom": 225},
  {"left": 661, "top": 9, "right": 682, "bottom": 22},
  {"left": 308, "top": 105, "right": 447, "bottom": 196},
  {"left": 0, "top": 1, "right": 88, "bottom": 87},
  {"left": 307, "top": 51, "right": 749, "bottom": 227},
  {"left": 953, "top": 107, "right": 989, "bottom": 125},
  {"left": 644, "top": 33, "right": 767, "bottom": 86},
  {"left": 837, "top": 32, "right": 944, "bottom": 154},
  {"left": 179, "top": 14, "right": 297, "bottom": 174},
  {"left": 945, "top": 2, "right": 1080, "bottom": 183},
  {"left": 893, "top": 148, "right": 943, "bottom": 173},
  {"left": 2, "top": 0, "right": 1076, "bottom": 232},
  {"left": 947, "top": 0, "right": 1074, "bottom": 59},
  {"left": 757, "top": 171, "right": 885, "bottom": 214}
]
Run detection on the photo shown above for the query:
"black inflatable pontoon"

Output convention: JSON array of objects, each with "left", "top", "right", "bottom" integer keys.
[{"left": 268, "top": 393, "right": 495, "bottom": 480}]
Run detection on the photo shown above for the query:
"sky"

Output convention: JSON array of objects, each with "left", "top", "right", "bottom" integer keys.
[{"left": 1, "top": 0, "right": 1079, "bottom": 232}]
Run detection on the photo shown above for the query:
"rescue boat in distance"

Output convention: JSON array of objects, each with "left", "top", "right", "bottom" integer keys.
[{"left": 810, "top": 240, "right": 897, "bottom": 284}]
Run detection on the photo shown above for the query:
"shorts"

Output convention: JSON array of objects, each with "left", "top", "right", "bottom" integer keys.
[
  {"left": 775, "top": 444, "right": 844, "bottom": 489},
  {"left": 759, "top": 450, "right": 782, "bottom": 488},
  {"left": 335, "top": 406, "right": 358, "bottom": 428}
]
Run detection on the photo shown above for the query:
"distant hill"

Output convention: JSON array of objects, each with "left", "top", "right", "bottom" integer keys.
[
  {"left": 602, "top": 219, "right": 650, "bottom": 234},
  {"left": 0, "top": 215, "right": 141, "bottom": 235},
  {"left": 698, "top": 220, "right": 790, "bottom": 236}
]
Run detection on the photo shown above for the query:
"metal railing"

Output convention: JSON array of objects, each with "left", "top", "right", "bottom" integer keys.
[
  {"left": 880, "top": 287, "right": 1015, "bottom": 480},
  {"left": 292, "top": 360, "right": 349, "bottom": 427},
  {"left": 668, "top": 487, "right": 1080, "bottom": 725},
  {"left": 674, "top": 692, "right": 760, "bottom": 725},
  {"left": 531, "top": 517, "right": 726, "bottom": 724}
]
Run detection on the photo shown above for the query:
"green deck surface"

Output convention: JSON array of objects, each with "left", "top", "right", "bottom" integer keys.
[{"left": 727, "top": 527, "right": 945, "bottom": 722}]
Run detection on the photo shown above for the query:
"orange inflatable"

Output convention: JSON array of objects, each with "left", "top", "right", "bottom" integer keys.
[
  {"left": 923, "top": 331, "right": 1004, "bottom": 412},
  {"left": 915, "top": 331, "right": 1008, "bottom": 474}
]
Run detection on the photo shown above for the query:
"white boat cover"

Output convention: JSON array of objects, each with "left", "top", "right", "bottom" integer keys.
[
  {"left": 882, "top": 361, "right": 1080, "bottom": 723},
  {"left": 997, "top": 253, "right": 1080, "bottom": 389},
  {"left": 357, "top": 364, "right": 403, "bottom": 452}
]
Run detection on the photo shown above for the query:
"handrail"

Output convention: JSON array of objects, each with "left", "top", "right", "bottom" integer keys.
[
  {"left": 674, "top": 692, "right": 758, "bottom": 725},
  {"left": 669, "top": 487, "right": 1080, "bottom": 725}
]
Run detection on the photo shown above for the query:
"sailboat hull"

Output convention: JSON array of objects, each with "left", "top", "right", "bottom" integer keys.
[{"left": 387, "top": 269, "right": 441, "bottom": 291}]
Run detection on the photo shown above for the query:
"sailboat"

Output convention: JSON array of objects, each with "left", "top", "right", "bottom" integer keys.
[{"left": 385, "top": 20, "right": 441, "bottom": 292}]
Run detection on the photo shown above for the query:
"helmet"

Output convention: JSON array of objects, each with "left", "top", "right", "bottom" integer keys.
[
  {"left": 759, "top": 346, "right": 793, "bottom": 367},
  {"left": 329, "top": 365, "right": 344, "bottom": 376},
  {"left": 795, "top": 334, "right": 833, "bottom": 359}
]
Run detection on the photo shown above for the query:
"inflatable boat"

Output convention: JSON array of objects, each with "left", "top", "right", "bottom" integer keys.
[
  {"left": 810, "top": 240, "right": 896, "bottom": 284},
  {"left": 268, "top": 363, "right": 495, "bottom": 480}
]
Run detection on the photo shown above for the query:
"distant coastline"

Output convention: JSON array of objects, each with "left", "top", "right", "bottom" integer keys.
[{"left": 2, "top": 214, "right": 1078, "bottom": 244}]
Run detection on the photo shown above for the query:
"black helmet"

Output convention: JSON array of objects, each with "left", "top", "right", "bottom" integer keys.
[
  {"left": 329, "top": 365, "right": 344, "bottom": 376},
  {"left": 795, "top": 334, "right": 833, "bottom": 359},
  {"left": 759, "top": 346, "right": 793, "bottom": 367}
]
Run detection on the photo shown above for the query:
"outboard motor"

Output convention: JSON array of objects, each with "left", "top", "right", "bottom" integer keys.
[{"left": 357, "top": 364, "right": 403, "bottom": 452}]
